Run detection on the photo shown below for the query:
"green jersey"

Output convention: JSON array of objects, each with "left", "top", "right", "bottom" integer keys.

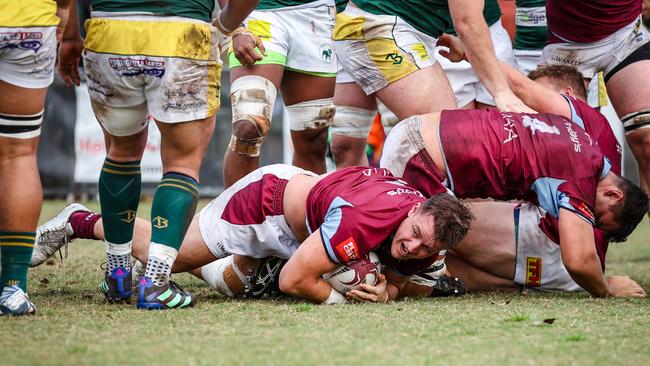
[
  {"left": 257, "top": 0, "right": 322, "bottom": 10},
  {"left": 439, "top": 0, "right": 502, "bottom": 35},
  {"left": 91, "top": 0, "right": 215, "bottom": 23},
  {"left": 514, "top": 0, "right": 547, "bottom": 51},
  {"left": 353, "top": 0, "right": 451, "bottom": 38}
]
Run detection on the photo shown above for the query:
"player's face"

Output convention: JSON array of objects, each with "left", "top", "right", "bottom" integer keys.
[{"left": 391, "top": 204, "right": 439, "bottom": 260}]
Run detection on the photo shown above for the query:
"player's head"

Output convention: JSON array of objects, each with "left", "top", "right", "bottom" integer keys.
[
  {"left": 528, "top": 65, "right": 587, "bottom": 101},
  {"left": 595, "top": 173, "right": 648, "bottom": 242},
  {"left": 391, "top": 193, "right": 473, "bottom": 260}
]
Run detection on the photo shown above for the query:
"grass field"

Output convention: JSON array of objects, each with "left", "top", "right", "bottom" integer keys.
[{"left": 1, "top": 200, "right": 649, "bottom": 366}]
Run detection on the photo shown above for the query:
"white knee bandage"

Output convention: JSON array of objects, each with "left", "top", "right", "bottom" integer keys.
[
  {"left": 622, "top": 109, "right": 650, "bottom": 134},
  {"left": 229, "top": 75, "right": 277, "bottom": 156},
  {"left": 200, "top": 256, "right": 250, "bottom": 297},
  {"left": 286, "top": 98, "right": 336, "bottom": 131},
  {"left": 0, "top": 110, "right": 43, "bottom": 139},
  {"left": 330, "top": 106, "right": 377, "bottom": 138}
]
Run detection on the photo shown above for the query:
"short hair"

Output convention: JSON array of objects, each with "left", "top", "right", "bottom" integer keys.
[
  {"left": 607, "top": 176, "right": 649, "bottom": 242},
  {"left": 528, "top": 65, "right": 587, "bottom": 100},
  {"left": 418, "top": 193, "right": 474, "bottom": 249}
]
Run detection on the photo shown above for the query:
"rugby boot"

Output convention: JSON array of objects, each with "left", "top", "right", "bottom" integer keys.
[
  {"left": 136, "top": 276, "right": 195, "bottom": 310},
  {"left": 99, "top": 266, "right": 133, "bottom": 303},
  {"left": 0, "top": 285, "right": 36, "bottom": 316},
  {"left": 31, "top": 203, "right": 90, "bottom": 267}
]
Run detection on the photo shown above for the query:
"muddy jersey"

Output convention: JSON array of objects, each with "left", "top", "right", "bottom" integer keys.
[
  {"left": 514, "top": 0, "right": 546, "bottom": 51},
  {"left": 91, "top": 0, "right": 215, "bottom": 22},
  {"left": 546, "top": 0, "right": 642, "bottom": 43},
  {"left": 351, "top": 0, "right": 450, "bottom": 38},
  {"left": 440, "top": 0, "right": 502, "bottom": 35},
  {"left": 305, "top": 166, "right": 434, "bottom": 275},
  {"left": 563, "top": 95, "right": 622, "bottom": 175},
  {"left": 439, "top": 108, "right": 610, "bottom": 225}
]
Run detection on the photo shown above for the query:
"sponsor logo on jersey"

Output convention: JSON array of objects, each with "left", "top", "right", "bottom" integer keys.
[
  {"left": 502, "top": 113, "right": 519, "bottom": 143},
  {"left": 563, "top": 120, "right": 582, "bottom": 152},
  {"left": 108, "top": 57, "right": 165, "bottom": 78},
  {"left": 522, "top": 115, "right": 560, "bottom": 135},
  {"left": 335, "top": 236, "right": 360, "bottom": 262},
  {"left": 526, "top": 257, "right": 542, "bottom": 286}
]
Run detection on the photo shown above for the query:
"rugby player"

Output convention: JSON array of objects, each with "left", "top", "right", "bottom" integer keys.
[
  {"left": 222, "top": 0, "right": 338, "bottom": 187},
  {"left": 0, "top": 0, "right": 71, "bottom": 316},
  {"left": 407, "top": 201, "right": 645, "bottom": 296},
  {"left": 330, "top": 0, "right": 532, "bottom": 168},
  {"left": 56, "top": 0, "right": 259, "bottom": 309},
  {"left": 31, "top": 165, "right": 473, "bottom": 304},
  {"left": 541, "top": 0, "right": 650, "bottom": 213},
  {"left": 380, "top": 107, "right": 648, "bottom": 298}
]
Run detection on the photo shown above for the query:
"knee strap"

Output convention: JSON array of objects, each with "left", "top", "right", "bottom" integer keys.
[
  {"left": 229, "top": 75, "right": 277, "bottom": 157},
  {"left": 330, "top": 106, "right": 377, "bottom": 138},
  {"left": 200, "top": 256, "right": 250, "bottom": 297},
  {"left": 622, "top": 109, "right": 650, "bottom": 134},
  {"left": 0, "top": 111, "right": 43, "bottom": 139},
  {"left": 286, "top": 98, "right": 336, "bottom": 131}
]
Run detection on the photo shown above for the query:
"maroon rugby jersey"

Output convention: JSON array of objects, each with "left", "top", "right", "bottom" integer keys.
[
  {"left": 539, "top": 215, "right": 609, "bottom": 270},
  {"left": 439, "top": 108, "right": 610, "bottom": 225},
  {"left": 547, "top": 0, "right": 641, "bottom": 43},
  {"left": 305, "top": 166, "right": 435, "bottom": 275},
  {"left": 563, "top": 96, "right": 622, "bottom": 175}
]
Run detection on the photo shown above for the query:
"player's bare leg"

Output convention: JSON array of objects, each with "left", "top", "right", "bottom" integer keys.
[
  {"left": 281, "top": 71, "right": 335, "bottom": 174},
  {"left": 0, "top": 81, "right": 46, "bottom": 315},
  {"left": 606, "top": 60, "right": 650, "bottom": 212},
  {"left": 375, "top": 62, "right": 457, "bottom": 119},
  {"left": 223, "top": 65, "right": 284, "bottom": 188},
  {"left": 330, "top": 82, "right": 377, "bottom": 167}
]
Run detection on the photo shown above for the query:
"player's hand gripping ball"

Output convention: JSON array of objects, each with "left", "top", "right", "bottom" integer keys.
[{"left": 323, "top": 252, "right": 381, "bottom": 294}]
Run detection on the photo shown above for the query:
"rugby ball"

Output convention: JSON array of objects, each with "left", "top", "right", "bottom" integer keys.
[{"left": 323, "top": 252, "right": 381, "bottom": 294}]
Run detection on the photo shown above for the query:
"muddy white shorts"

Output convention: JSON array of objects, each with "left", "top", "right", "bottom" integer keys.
[
  {"left": 541, "top": 16, "right": 650, "bottom": 79},
  {"left": 333, "top": 5, "right": 438, "bottom": 95},
  {"left": 229, "top": 1, "right": 337, "bottom": 76},
  {"left": 0, "top": 26, "right": 57, "bottom": 88},
  {"left": 199, "top": 164, "right": 316, "bottom": 260},
  {"left": 82, "top": 13, "right": 222, "bottom": 136},
  {"left": 435, "top": 20, "right": 516, "bottom": 107},
  {"left": 513, "top": 203, "right": 582, "bottom": 292}
]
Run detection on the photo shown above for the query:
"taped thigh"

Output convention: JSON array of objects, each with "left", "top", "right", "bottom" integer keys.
[
  {"left": 0, "top": 111, "right": 43, "bottom": 139},
  {"left": 286, "top": 97, "right": 336, "bottom": 131},
  {"left": 330, "top": 105, "right": 377, "bottom": 138},
  {"left": 229, "top": 75, "right": 277, "bottom": 157},
  {"left": 622, "top": 109, "right": 650, "bottom": 134}
]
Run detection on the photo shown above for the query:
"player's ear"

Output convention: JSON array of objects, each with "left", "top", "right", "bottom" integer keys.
[
  {"left": 605, "top": 187, "right": 624, "bottom": 203},
  {"left": 408, "top": 202, "right": 422, "bottom": 216},
  {"left": 563, "top": 86, "right": 574, "bottom": 97}
]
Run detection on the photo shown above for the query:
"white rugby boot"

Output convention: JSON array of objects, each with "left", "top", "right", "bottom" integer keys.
[
  {"left": 0, "top": 285, "right": 36, "bottom": 316},
  {"left": 31, "top": 203, "right": 90, "bottom": 267}
]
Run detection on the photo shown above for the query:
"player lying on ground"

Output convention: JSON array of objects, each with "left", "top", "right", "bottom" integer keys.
[
  {"left": 379, "top": 103, "right": 648, "bottom": 298},
  {"left": 405, "top": 201, "right": 646, "bottom": 297},
  {"left": 32, "top": 165, "right": 473, "bottom": 304}
]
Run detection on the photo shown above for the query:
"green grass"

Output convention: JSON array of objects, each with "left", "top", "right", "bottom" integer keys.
[{"left": 1, "top": 200, "right": 649, "bottom": 365}]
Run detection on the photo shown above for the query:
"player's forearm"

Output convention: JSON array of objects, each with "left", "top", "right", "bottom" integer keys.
[
  {"left": 219, "top": 0, "right": 259, "bottom": 32},
  {"left": 564, "top": 257, "right": 610, "bottom": 297},
  {"left": 60, "top": 0, "right": 80, "bottom": 41},
  {"left": 279, "top": 273, "right": 336, "bottom": 304},
  {"left": 451, "top": 6, "right": 510, "bottom": 97},
  {"left": 499, "top": 62, "right": 534, "bottom": 103}
]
